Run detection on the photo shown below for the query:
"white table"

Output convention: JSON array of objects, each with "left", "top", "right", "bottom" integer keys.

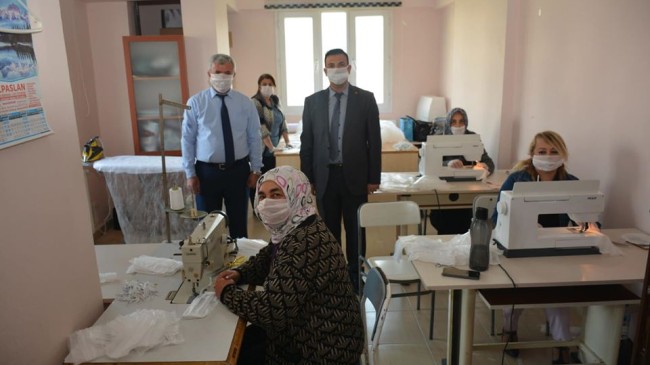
[
  {"left": 411, "top": 228, "right": 648, "bottom": 365},
  {"left": 94, "top": 243, "right": 162, "bottom": 304},
  {"left": 66, "top": 242, "right": 265, "bottom": 364}
]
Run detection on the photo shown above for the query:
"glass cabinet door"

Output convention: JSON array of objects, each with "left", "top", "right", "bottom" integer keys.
[{"left": 123, "top": 35, "right": 188, "bottom": 155}]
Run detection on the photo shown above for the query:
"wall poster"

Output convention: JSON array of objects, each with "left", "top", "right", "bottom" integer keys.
[{"left": 0, "top": 0, "right": 52, "bottom": 150}]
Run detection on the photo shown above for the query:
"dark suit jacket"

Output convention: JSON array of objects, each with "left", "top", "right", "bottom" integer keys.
[{"left": 300, "top": 84, "right": 381, "bottom": 200}]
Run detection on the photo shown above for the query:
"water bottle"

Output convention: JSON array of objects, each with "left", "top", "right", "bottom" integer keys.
[{"left": 469, "top": 207, "right": 491, "bottom": 271}]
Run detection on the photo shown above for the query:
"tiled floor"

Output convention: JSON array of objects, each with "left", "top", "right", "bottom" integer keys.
[
  {"left": 363, "top": 282, "right": 586, "bottom": 365},
  {"left": 94, "top": 209, "right": 583, "bottom": 364}
]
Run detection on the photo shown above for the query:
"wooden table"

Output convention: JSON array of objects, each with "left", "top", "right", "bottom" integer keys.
[{"left": 275, "top": 145, "right": 419, "bottom": 172}]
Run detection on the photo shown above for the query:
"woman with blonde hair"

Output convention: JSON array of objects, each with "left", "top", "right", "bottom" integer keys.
[{"left": 493, "top": 131, "right": 582, "bottom": 364}]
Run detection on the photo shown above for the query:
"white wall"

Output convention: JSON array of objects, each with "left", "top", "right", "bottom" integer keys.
[
  {"left": 0, "top": 1, "right": 103, "bottom": 363},
  {"left": 181, "top": 0, "right": 229, "bottom": 94},
  {"left": 441, "top": 0, "right": 508, "bottom": 167},
  {"left": 439, "top": 0, "right": 650, "bottom": 232},
  {"left": 87, "top": 1, "right": 133, "bottom": 156},
  {"left": 63, "top": 0, "right": 110, "bottom": 232},
  {"left": 503, "top": 0, "right": 650, "bottom": 231}
]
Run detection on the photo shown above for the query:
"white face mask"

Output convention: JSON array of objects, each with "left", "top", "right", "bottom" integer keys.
[
  {"left": 257, "top": 198, "right": 290, "bottom": 228},
  {"left": 260, "top": 85, "right": 274, "bottom": 98},
  {"left": 451, "top": 126, "right": 466, "bottom": 135},
  {"left": 210, "top": 73, "right": 233, "bottom": 94},
  {"left": 532, "top": 155, "right": 564, "bottom": 172},
  {"left": 326, "top": 67, "right": 349, "bottom": 85}
]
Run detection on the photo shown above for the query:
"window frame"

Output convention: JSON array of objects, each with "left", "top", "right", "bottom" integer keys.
[{"left": 275, "top": 9, "right": 392, "bottom": 115}]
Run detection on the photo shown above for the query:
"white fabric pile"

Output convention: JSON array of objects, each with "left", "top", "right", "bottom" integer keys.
[
  {"left": 126, "top": 255, "right": 183, "bottom": 276},
  {"left": 67, "top": 309, "right": 183, "bottom": 364}
]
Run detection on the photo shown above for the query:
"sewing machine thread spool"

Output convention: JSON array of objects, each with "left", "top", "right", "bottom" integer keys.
[{"left": 169, "top": 186, "right": 184, "bottom": 211}]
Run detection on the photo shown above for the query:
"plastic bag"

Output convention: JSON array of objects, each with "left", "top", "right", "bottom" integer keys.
[
  {"left": 182, "top": 292, "right": 219, "bottom": 319},
  {"left": 408, "top": 116, "right": 434, "bottom": 142},
  {"left": 394, "top": 233, "right": 501, "bottom": 267},
  {"left": 67, "top": 309, "right": 183, "bottom": 364},
  {"left": 105, "top": 310, "right": 183, "bottom": 358},
  {"left": 126, "top": 255, "right": 183, "bottom": 276},
  {"left": 380, "top": 119, "right": 406, "bottom": 145}
]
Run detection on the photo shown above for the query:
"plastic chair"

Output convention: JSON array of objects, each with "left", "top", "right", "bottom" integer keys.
[
  {"left": 473, "top": 194, "right": 498, "bottom": 222},
  {"left": 358, "top": 201, "right": 435, "bottom": 339},
  {"left": 360, "top": 267, "right": 390, "bottom": 365}
]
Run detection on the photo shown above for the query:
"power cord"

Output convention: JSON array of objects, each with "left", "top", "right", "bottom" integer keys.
[
  {"left": 497, "top": 263, "right": 517, "bottom": 365},
  {"left": 431, "top": 188, "right": 441, "bottom": 234}
]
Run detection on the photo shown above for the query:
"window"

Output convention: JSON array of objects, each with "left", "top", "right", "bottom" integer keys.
[{"left": 277, "top": 10, "right": 392, "bottom": 115}]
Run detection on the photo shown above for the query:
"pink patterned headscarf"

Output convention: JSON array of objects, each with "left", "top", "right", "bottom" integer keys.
[{"left": 254, "top": 166, "right": 317, "bottom": 243}]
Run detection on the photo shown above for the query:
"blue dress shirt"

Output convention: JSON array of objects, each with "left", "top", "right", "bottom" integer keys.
[{"left": 181, "top": 87, "right": 262, "bottom": 178}]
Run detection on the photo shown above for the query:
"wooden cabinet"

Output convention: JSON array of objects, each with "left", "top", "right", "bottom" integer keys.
[{"left": 122, "top": 35, "right": 188, "bottom": 155}]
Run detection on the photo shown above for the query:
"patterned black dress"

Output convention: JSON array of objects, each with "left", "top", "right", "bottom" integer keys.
[{"left": 220, "top": 215, "right": 364, "bottom": 365}]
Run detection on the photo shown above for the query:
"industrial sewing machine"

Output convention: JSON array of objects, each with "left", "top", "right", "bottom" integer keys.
[
  {"left": 493, "top": 180, "right": 605, "bottom": 258},
  {"left": 418, "top": 134, "right": 485, "bottom": 181},
  {"left": 171, "top": 211, "right": 237, "bottom": 304}
]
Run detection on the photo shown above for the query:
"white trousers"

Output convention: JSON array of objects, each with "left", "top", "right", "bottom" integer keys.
[{"left": 502, "top": 307, "right": 572, "bottom": 341}]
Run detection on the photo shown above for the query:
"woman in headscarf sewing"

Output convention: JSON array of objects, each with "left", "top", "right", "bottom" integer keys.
[
  {"left": 214, "top": 165, "right": 364, "bottom": 365},
  {"left": 428, "top": 107, "right": 496, "bottom": 234},
  {"left": 493, "top": 130, "right": 586, "bottom": 364},
  {"left": 442, "top": 107, "right": 495, "bottom": 173}
]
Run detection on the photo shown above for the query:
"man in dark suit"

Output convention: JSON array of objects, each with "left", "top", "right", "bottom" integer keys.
[{"left": 300, "top": 48, "right": 381, "bottom": 289}]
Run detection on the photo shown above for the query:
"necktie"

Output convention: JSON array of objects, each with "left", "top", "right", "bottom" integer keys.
[
  {"left": 217, "top": 94, "right": 235, "bottom": 165},
  {"left": 329, "top": 92, "right": 343, "bottom": 162}
]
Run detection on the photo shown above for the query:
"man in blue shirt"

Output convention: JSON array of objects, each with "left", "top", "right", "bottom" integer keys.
[{"left": 181, "top": 54, "right": 262, "bottom": 238}]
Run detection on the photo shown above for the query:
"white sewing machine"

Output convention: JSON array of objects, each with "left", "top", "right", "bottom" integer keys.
[
  {"left": 171, "top": 211, "right": 237, "bottom": 303},
  {"left": 418, "top": 134, "right": 485, "bottom": 181},
  {"left": 493, "top": 180, "right": 605, "bottom": 258}
]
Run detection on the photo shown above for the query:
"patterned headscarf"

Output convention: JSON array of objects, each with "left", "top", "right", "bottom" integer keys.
[{"left": 254, "top": 166, "right": 317, "bottom": 243}]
